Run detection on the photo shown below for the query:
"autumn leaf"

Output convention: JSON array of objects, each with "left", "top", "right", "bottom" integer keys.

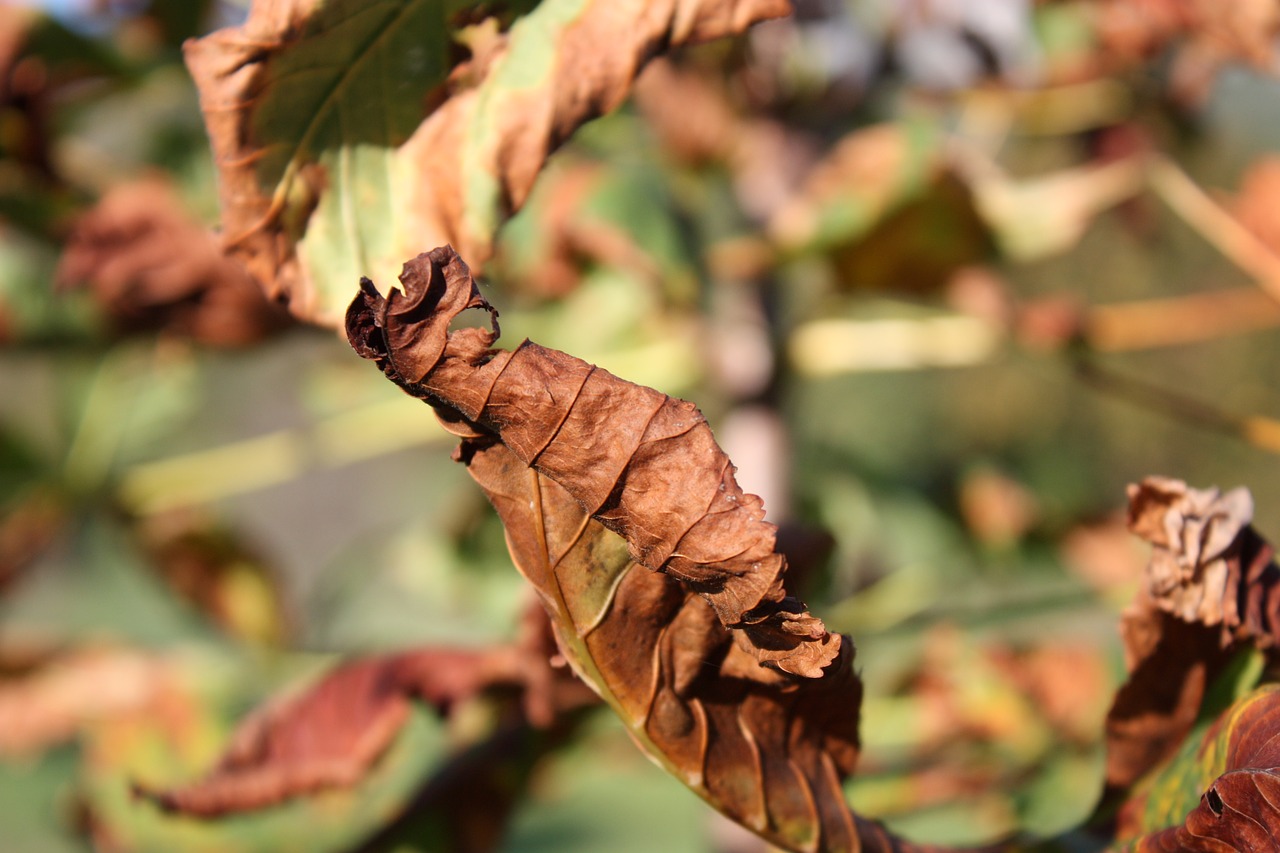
[
  {"left": 345, "top": 245, "right": 976, "bottom": 853},
  {"left": 136, "top": 649, "right": 503, "bottom": 816},
  {"left": 135, "top": 603, "right": 590, "bottom": 819},
  {"left": 184, "top": 0, "right": 792, "bottom": 326},
  {"left": 1099, "top": 476, "right": 1280, "bottom": 844},
  {"left": 56, "top": 176, "right": 292, "bottom": 346},
  {"left": 1116, "top": 684, "right": 1280, "bottom": 851}
]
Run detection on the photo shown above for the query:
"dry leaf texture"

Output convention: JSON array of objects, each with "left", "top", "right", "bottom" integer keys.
[
  {"left": 184, "top": 0, "right": 792, "bottom": 325},
  {"left": 1104, "top": 477, "right": 1280, "bottom": 797},
  {"left": 1127, "top": 476, "right": 1280, "bottom": 647},
  {"left": 346, "top": 246, "right": 966, "bottom": 853}
]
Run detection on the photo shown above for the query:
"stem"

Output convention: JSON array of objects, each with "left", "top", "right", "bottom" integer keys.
[{"left": 1147, "top": 156, "right": 1280, "bottom": 304}]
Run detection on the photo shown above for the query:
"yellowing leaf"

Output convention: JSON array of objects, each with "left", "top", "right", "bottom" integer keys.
[{"left": 186, "top": 0, "right": 791, "bottom": 325}]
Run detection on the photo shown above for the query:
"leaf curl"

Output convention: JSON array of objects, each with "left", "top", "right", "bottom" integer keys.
[
  {"left": 345, "top": 245, "right": 971, "bottom": 853},
  {"left": 184, "top": 0, "right": 792, "bottom": 325},
  {"left": 1102, "top": 477, "right": 1280, "bottom": 845}
]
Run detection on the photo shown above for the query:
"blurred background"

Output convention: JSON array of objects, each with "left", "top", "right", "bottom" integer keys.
[{"left": 3, "top": 0, "right": 1280, "bottom": 850}]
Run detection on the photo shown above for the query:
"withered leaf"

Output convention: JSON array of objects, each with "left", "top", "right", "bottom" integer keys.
[
  {"left": 135, "top": 636, "right": 575, "bottom": 818},
  {"left": 56, "top": 177, "right": 292, "bottom": 345},
  {"left": 1102, "top": 476, "right": 1280, "bottom": 818},
  {"left": 184, "top": 0, "right": 792, "bottom": 326},
  {"left": 346, "top": 246, "right": 955, "bottom": 853},
  {"left": 1120, "top": 684, "right": 1280, "bottom": 852},
  {"left": 1126, "top": 477, "right": 1280, "bottom": 651}
]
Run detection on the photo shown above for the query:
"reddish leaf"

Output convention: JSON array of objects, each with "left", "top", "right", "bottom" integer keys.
[
  {"left": 345, "top": 246, "right": 979, "bottom": 853},
  {"left": 135, "top": 622, "right": 582, "bottom": 818},
  {"left": 1123, "top": 685, "right": 1280, "bottom": 852}
]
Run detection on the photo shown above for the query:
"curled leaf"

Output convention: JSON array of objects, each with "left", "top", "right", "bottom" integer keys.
[
  {"left": 347, "top": 246, "right": 836, "bottom": 677},
  {"left": 1103, "top": 477, "right": 1280, "bottom": 804},
  {"left": 1126, "top": 476, "right": 1277, "bottom": 648},
  {"left": 185, "top": 0, "right": 792, "bottom": 325},
  {"left": 346, "top": 246, "right": 962, "bottom": 852}
]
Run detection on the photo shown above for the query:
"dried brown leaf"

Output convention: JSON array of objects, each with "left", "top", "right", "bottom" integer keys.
[
  {"left": 1125, "top": 684, "right": 1280, "bottom": 851},
  {"left": 136, "top": 640, "right": 559, "bottom": 817},
  {"left": 1103, "top": 476, "right": 1280, "bottom": 798},
  {"left": 345, "top": 246, "right": 972, "bottom": 853},
  {"left": 56, "top": 177, "right": 292, "bottom": 345},
  {"left": 1126, "top": 477, "right": 1277, "bottom": 645}
]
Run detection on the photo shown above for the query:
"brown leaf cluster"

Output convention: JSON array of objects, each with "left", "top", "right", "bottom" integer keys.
[{"left": 56, "top": 177, "right": 292, "bottom": 345}]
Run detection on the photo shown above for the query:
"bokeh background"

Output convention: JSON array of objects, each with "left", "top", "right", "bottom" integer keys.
[{"left": 3, "top": 0, "right": 1280, "bottom": 850}]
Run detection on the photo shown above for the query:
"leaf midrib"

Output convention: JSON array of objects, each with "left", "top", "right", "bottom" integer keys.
[{"left": 260, "top": 0, "right": 433, "bottom": 233}]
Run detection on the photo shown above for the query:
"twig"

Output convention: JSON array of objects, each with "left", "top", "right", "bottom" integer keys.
[
  {"left": 1073, "top": 358, "right": 1280, "bottom": 454},
  {"left": 1147, "top": 155, "right": 1280, "bottom": 304}
]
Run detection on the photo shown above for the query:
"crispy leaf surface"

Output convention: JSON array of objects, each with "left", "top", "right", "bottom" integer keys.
[
  {"left": 185, "top": 0, "right": 791, "bottom": 325},
  {"left": 1101, "top": 477, "right": 1280, "bottom": 846},
  {"left": 345, "top": 246, "right": 961, "bottom": 852}
]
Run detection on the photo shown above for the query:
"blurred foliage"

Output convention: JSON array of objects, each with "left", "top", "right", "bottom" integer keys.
[{"left": 2, "top": 0, "right": 1280, "bottom": 850}]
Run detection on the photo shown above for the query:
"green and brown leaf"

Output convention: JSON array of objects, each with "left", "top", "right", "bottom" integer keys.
[
  {"left": 344, "top": 245, "right": 956, "bottom": 853},
  {"left": 184, "top": 0, "right": 791, "bottom": 326}
]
